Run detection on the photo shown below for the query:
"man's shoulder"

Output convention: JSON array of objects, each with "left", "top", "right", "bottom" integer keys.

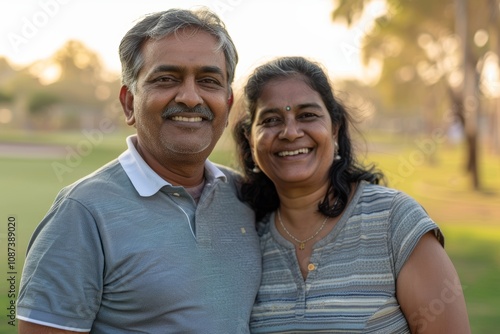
[
  {"left": 212, "top": 163, "right": 244, "bottom": 183},
  {"left": 59, "top": 159, "right": 129, "bottom": 200}
]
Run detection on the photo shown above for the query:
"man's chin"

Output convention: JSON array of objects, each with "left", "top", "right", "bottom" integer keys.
[{"left": 161, "top": 138, "right": 212, "bottom": 156}]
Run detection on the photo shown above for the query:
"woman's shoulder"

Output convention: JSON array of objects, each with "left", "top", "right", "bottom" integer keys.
[
  {"left": 360, "top": 182, "right": 425, "bottom": 211},
  {"left": 357, "top": 182, "right": 401, "bottom": 206},
  {"left": 355, "top": 182, "right": 423, "bottom": 217},
  {"left": 360, "top": 182, "right": 400, "bottom": 197}
]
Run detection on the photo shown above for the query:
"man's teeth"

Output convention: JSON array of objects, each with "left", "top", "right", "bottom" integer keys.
[
  {"left": 278, "top": 148, "right": 310, "bottom": 157},
  {"left": 171, "top": 116, "right": 203, "bottom": 122}
]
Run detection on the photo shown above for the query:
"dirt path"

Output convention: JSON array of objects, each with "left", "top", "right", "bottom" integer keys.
[{"left": 0, "top": 142, "right": 66, "bottom": 159}]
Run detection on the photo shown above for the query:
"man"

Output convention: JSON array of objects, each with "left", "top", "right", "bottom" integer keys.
[{"left": 17, "top": 8, "right": 261, "bottom": 333}]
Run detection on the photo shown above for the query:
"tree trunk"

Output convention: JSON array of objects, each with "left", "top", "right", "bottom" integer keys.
[
  {"left": 456, "top": 0, "right": 481, "bottom": 190},
  {"left": 491, "top": 102, "right": 500, "bottom": 154},
  {"left": 488, "top": 0, "right": 500, "bottom": 154},
  {"left": 465, "top": 133, "right": 480, "bottom": 188}
]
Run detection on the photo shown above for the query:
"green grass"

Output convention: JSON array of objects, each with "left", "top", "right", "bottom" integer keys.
[
  {"left": 1, "top": 129, "right": 132, "bottom": 333},
  {"left": 1, "top": 129, "right": 499, "bottom": 333},
  {"left": 362, "top": 133, "right": 500, "bottom": 333},
  {"left": 442, "top": 227, "right": 500, "bottom": 333}
]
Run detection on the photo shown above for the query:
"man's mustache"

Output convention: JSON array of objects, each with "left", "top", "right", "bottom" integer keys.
[{"left": 161, "top": 105, "right": 214, "bottom": 121}]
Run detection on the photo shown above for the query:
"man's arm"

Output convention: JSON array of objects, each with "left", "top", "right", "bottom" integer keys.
[{"left": 18, "top": 320, "right": 89, "bottom": 334}]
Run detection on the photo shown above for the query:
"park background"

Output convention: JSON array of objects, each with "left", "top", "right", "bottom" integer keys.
[{"left": 1, "top": 0, "right": 499, "bottom": 333}]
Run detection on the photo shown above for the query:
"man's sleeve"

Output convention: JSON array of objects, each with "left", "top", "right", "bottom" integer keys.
[{"left": 17, "top": 196, "right": 104, "bottom": 332}]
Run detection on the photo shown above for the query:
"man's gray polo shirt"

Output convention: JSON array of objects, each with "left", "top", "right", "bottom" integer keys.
[{"left": 17, "top": 135, "right": 261, "bottom": 333}]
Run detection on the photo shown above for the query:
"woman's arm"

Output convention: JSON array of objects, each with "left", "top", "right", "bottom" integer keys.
[{"left": 397, "top": 231, "right": 470, "bottom": 334}]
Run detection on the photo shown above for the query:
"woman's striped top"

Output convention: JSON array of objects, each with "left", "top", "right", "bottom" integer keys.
[{"left": 250, "top": 182, "right": 444, "bottom": 333}]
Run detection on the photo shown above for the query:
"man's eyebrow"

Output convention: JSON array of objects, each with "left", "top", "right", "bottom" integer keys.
[
  {"left": 149, "top": 64, "right": 182, "bottom": 75},
  {"left": 199, "top": 65, "right": 225, "bottom": 78},
  {"left": 147, "top": 65, "right": 225, "bottom": 77}
]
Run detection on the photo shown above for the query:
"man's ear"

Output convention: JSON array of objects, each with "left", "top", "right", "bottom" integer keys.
[
  {"left": 119, "top": 85, "right": 135, "bottom": 126},
  {"left": 227, "top": 92, "right": 234, "bottom": 110},
  {"left": 225, "top": 92, "right": 234, "bottom": 128}
]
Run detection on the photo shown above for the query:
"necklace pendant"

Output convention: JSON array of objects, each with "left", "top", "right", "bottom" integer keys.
[{"left": 299, "top": 242, "right": 306, "bottom": 250}]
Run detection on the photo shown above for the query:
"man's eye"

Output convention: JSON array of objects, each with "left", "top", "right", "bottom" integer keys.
[
  {"left": 155, "top": 76, "right": 175, "bottom": 82},
  {"left": 199, "top": 78, "right": 221, "bottom": 86}
]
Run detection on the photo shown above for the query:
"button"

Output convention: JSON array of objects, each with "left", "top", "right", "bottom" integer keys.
[
  {"left": 172, "top": 193, "right": 180, "bottom": 197},
  {"left": 307, "top": 263, "right": 316, "bottom": 271}
]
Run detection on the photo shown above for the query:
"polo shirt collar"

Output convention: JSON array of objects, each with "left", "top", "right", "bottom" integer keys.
[{"left": 118, "top": 135, "right": 226, "bottom": 197}]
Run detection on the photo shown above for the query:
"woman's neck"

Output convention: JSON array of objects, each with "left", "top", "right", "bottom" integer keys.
[{"left": 276, "top": 184, "right": 330, "bottom": 229}]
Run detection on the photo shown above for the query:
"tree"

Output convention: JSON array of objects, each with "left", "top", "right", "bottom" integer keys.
[
  {"left": 26, "top": 40, "right": 122, "bottom": 129},
  {"left": 332, "top": 0, "right": 500, "bottom": 190},
  {"left": 45, "top": 40, "right": 115, "bottom": 108},
  {"left": 0, "top": 90, "right": 13, "bottom": 103},
  {"left": 28, "top": 91, "right": 60, "bottom": 114}
]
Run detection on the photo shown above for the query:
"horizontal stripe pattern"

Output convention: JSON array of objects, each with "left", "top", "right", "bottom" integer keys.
[{"left": 250, "top": 182, "right": 442, "bottom": 333}]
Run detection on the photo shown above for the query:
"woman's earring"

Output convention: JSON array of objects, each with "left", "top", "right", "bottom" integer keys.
[
  {"left": 334, "top": 142, "right": 341, "bottom": 161},
  {"left": 252, "top": 165, "right": 261, "bottom": 173}
]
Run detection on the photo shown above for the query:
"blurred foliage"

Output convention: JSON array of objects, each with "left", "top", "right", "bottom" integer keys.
[
  {"left": 332, "top": 0, "right": 500, "bottom": 190},
  {"left": 333, "top": 0, "right": 499, "bottom": 116},
  {"left": 28, "top": 91, "right": 60, "bottom": 114},
  {"left": 0, "top": 40, "right": 122, "bottom": 130},
  {"left": 0, "top": 89, "right": 13, "bottom": 103}
]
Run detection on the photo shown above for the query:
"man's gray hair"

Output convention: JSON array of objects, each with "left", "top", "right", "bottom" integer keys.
[{"left": 119, "top": 8, "right": 238, "bottom": 93}]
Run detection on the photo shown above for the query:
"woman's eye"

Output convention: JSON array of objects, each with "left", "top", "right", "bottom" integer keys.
[
  {"left": 260, "top": 116, "right": 281, "bottom": 126},
  {"left": 299, "top": 112, "right": 319, "bottom": 120}
]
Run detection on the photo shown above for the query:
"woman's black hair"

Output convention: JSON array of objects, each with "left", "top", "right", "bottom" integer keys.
[{"left": 232, "top": 56, "right": 384, "bottom": 221}]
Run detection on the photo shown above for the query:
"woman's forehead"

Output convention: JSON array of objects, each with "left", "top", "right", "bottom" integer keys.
[{"left": 257, "top": 77, "right": 322, "bottom": 109}]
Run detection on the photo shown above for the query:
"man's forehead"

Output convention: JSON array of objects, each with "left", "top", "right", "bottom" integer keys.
[
  {"left": 145, "top": 29, "right": 222, "bottom": 56},
  {"left": 142, "top": 31, "right": 225, "bottom": 65},
  {"left": 138, "top": 30, "right": 228, "bottom": 80}
]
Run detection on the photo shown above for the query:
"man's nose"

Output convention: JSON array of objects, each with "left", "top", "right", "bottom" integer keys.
[{"left": 174, "top": 79, "right": 203, "bottom": 108}]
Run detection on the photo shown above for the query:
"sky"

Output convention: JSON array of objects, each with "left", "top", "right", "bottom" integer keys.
[{"left": 0, "top": 0, "right": 383, "bottom": 85}]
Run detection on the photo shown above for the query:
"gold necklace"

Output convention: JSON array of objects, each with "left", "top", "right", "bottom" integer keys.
[{"left": 277, "top": 209, "right": 329, "bottom": 250}]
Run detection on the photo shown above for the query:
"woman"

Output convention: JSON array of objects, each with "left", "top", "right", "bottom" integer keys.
[{"left": 233, "top": 56, "right": 470, "bottom": 333}]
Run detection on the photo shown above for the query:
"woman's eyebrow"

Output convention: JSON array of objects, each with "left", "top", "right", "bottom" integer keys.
[{"left": 296, "top": 102, "right": 322, "bottom": 110}]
